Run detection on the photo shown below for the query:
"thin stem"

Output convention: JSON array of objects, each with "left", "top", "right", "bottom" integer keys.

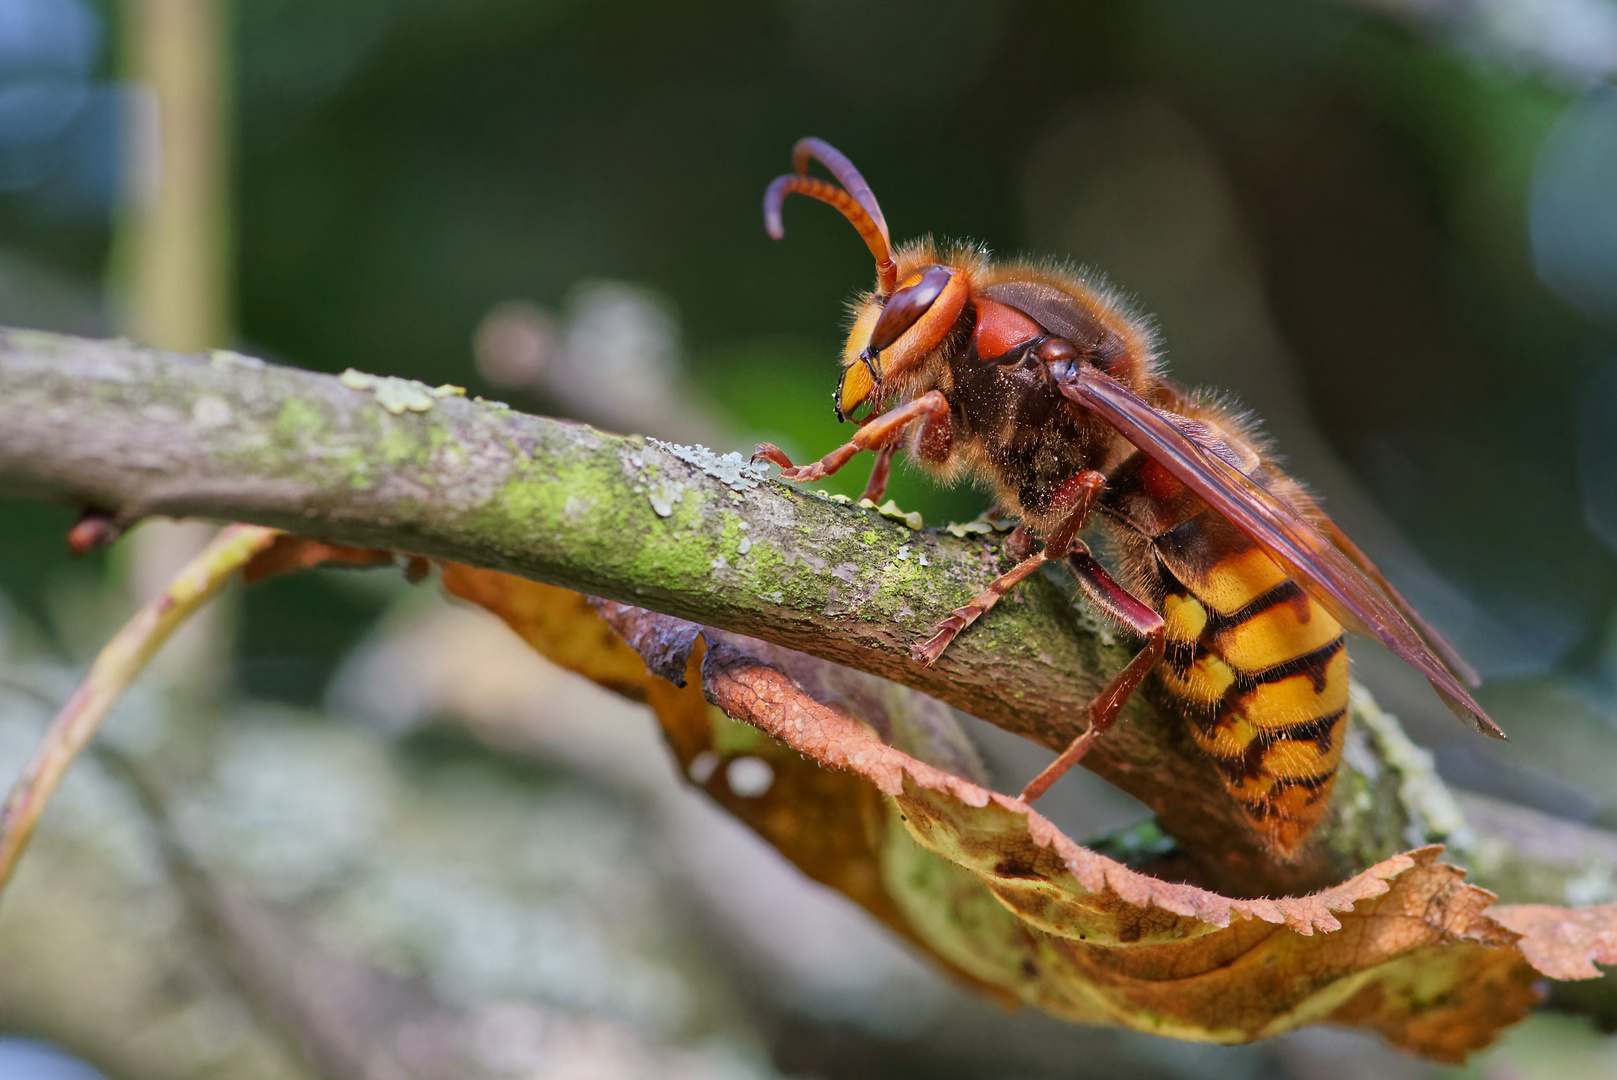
[{"left": 0, "top": 523, "right": 279, "bottom": 898}]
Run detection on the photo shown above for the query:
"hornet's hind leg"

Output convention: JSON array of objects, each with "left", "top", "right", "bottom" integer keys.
[{"left": 1018, "top": 544, "right": 1164, "bottom": 802}]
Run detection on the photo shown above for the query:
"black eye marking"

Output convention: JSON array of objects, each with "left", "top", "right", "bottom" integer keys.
[{"left": 869, "top": 266, "right": 953, "bottom": 354}]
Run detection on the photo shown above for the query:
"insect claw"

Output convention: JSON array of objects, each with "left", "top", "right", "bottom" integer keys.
[
  {"left": 913, "top": 620, "right": 965, "bottom": 665},
  {"left": 751, "top": 443, "right": 795, "bottom": 469}
]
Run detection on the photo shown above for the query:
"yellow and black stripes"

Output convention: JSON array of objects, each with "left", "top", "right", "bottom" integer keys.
[{"left": 1149, "top": 516, "right": 1349, "bottom": 854}]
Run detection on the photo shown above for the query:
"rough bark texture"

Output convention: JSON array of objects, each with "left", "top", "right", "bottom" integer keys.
[{"left": 1, "top": 327, "right": 1612, "bottom": 904}]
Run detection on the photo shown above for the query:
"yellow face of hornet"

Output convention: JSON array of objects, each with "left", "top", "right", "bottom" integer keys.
[{"left": 835, "top": 263, "right": 970, "bottom": 419}]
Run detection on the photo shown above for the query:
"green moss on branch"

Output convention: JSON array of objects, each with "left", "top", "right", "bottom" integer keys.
[{"left": 0, "top": 325, "right": 1580, "bottom": 899}]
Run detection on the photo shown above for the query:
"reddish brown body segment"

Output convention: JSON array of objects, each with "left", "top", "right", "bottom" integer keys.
[
  {"left": 971, "top": 298, "right": 1043, "bottom": 360},
  {"left": 756, "top": 138, "right": 1503, "bottom": 856}
]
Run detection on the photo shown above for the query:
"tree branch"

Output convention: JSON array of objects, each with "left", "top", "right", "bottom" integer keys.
[{"left": 0, "top": 326, "right": 1608, "bottom": 901}]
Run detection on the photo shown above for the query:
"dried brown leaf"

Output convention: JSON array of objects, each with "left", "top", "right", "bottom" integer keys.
[
  {"left": 697, "top": 638, "right": 1538, "bottom": 1058},
  {"left": 435, "top": 566, "right": 1617, "bottom": 1061},
  {"left": 1493, "top": 902, "right": 1617, "bottom": 980},
  {"left": 242, "top": 535, "right": 395, "bottom": 584}
]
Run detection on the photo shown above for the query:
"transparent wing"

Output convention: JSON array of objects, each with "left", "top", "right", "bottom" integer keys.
[{"left": 1062, "top": 366, "right": 1505, "bottom": 740}]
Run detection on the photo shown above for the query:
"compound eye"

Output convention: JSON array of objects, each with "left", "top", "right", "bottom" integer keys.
[{"left": 869, "top": 266, "right": 954, "bottom": 353}]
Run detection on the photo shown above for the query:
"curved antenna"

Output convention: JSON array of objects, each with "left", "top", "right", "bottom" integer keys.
[
  {"left": 764, "top": 139, "right": 898, "bottom": 294},
  {"left": 792, "top": 137, "right": 890, "bottom": 247}
]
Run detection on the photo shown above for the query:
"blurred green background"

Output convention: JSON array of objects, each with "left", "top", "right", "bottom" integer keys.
[{"left": 1, "top": 0, "right": 1616, "bottom": 1077}]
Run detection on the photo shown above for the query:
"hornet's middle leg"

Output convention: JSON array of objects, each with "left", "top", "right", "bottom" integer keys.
[{"left": 912, "top": 470, "right": 1106, "bottom": 665}]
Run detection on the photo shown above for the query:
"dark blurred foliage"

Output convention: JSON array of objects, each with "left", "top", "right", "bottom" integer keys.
[
  {"left": 3, "top": 0, "right": 1614, "bottom": 707},
  {"left": 2, "top": 1, "right": 1617, "bottom": 1075},
  {"left": 0, "top": 0, "right": 1613, "bottom": 830}
]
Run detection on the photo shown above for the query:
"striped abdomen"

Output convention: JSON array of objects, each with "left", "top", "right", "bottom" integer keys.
[{"left": 1151, "top": 510, "right": 1349, "bottom": 855}]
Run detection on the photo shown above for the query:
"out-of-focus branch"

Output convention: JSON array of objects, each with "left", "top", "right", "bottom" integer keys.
[
  {"left": 113, "top": 0, "right": 239, "bottom": 696},
  {"left": 0, "top": 523, "right": 278, "bottom": 897},
  {"left": 97, "top": 743, "right": 486, "bottom": 1080},
  {"left": 93, "top": 746, "right": 357, "bottom": 1080},
  {"left": 114, "top": 0, "right": 232, "bottom": 349},
  {"left": 1, "top": 326, "right": 1613, "bottom": 902}
]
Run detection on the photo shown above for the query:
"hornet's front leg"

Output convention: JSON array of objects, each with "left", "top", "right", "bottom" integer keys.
[{"left": 753, "top": 391, "right": 950, "bottom": 485}]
